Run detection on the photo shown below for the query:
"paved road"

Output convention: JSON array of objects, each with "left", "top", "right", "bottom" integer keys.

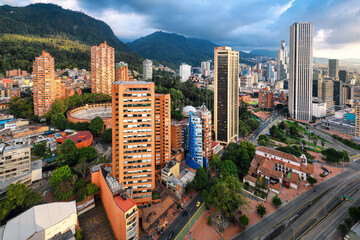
[
  {"left": 303, "top": 124, "right": 360, "bottom": 156},
  {"left": 232, "top": 159, "right": 360, "bottom": 240},
  {"left": 301, "top": 189, "right": 360, "bottom": 240},
  {"left": 157, "top": 193, "right": 204, "bottom": 240},
  {"left": 249, "top": 114, "right": 283, "bottom": 144}
]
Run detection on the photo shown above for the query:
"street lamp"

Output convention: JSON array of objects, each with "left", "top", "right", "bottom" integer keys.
[{"left": 291, "top": 224, "right": 296, "bottom": 240}]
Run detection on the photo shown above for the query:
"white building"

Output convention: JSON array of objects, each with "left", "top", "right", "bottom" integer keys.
[
  {"left": 0, "top": 201, "right": 78, "bottom": 240},
  {"left": 289, "top": 22, "right": 313, "bottom": 121},
  {"left": 201, "top": 61, "right": 211, "bottom": 77},
  {"left": 312, "top": 101, "right": 327, "bottom": 118},
  {"left": 180, "top": 63, "right": 191, "bottom": 82},
  {"left": 143, "top": 59, "right": 153, "bottom": 81},
  {"left": 277, "top": 40, "right": 289, "bottom": 81}
]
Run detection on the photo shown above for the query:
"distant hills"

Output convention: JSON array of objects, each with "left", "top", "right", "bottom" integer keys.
[
  {"left": 128, "top": 31, "right": 258, "bottom": 67},
  {"left": 0, "top": 3, "right": 142, "bottom": 74},
  {"left": 250, "top": 49, "right": 277, "bottom": 58}
]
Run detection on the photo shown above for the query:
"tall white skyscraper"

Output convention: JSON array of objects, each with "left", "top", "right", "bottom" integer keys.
[
  {"left": 180, "top": 63, "right": 192, "bottom": 82},
  {"left": 201, "top": 61, "right": 211, "bottom": 77},
  {"left": 143, "top": 59, "right": 153, "bottom": 80},
  {"left": 277, "top": 40, "right": 289, "bottom": 81},
  {"left": 289, "top": 22, "right": 313, "bottom": 121}
]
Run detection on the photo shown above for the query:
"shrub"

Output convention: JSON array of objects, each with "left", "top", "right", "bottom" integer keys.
[
  {"left": 320, "top": 174, "right": 326, "bottom": 178},
  {"left": 74, "top": 178, "right": 85, "bottom": 192},
  {"left": 337, "top": 224, "right": 348, "bottom": 235},
  {"left": 344, "top": 218, "right": 352, "bottom": 227},
  {"left": 86, "top": 183, "right": 99, "bottom": 195},
  {"left": 307, "top": 176, "right": 317, "bottom": 184},
  {"left": 207, "top": 216, "right": 212, "bottom": 225},
  {"left": 75, "top": 227, "right": 84, "bottom": 240},
  {"left": 239, "top": 215, "right": 249, "bottom": 227},
  {"left": 177, "top": 203, "right": 181, "bottom": 209},
  {"left": 349, "top": 207, "right": 360, "bottom": 221},
  {"left": 256, "top": 203, "right": 267, "bottom": 218},
  {"left": 272, "top": 195, "right": 282, "bottom": 208},
  {"left": 76, "top": 187, "right": 87, "bottom": 202}
]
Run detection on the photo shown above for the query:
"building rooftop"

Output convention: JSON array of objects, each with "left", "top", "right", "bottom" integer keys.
[
  {"left": 256, "top": 146, "right": 301, "bottom": 163},
  {"left": 113, "top": 80, "right": 151, "bottom": 85},
  {"left": 1, "top": 201, "right": 76, "bottom": 240}
]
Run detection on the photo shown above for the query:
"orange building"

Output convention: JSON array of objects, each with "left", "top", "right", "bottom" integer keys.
[
  {"left": 259, "top": 88, "right": 274, "bottom": 109},
  {"left": 199, "top": 104, "right": 212, "bottom": 161},
  {"left": 33, "top": 51, "right": 56, "bottom": 116},
  {"left": 115, "top": 62, "right": 130, "bottom": 81},
  {"left": 91, "top": 41, "right": 115, "bottom": 95},
  {"left": 6, "top": 69, "right": 27, "bottom": 78},
  {"left": 92, "top": 164, "right": 139, "bottom": 240},
  {"left": 155, "top": 94, "right": 171, "bottom": 171},
  {"left": 171, "top": 121, "right": 182, "bottom": 152},
  {"left": 112, "top": 81, "right": 155, "bottom": 207},
  {"left": 56, "top": 131, "right": 93, "bottom": 149}
]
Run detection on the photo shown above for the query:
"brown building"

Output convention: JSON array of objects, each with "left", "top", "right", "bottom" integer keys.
[
  {"left": 112, "top": 81, "right": 155, "bottom": 207},
  {"left": 6, "top": 69, "right": 27, "bottom": 78},
  {"left": 258, "top": 88, "right": 274, "bottom": 109},
  {"left": 155, "top": 94, "right": 171, "bottom": 171},
  {"left": 115, "top": 62, "right": 130, "bottom": 81},
  {"left": 91, "top": 41, "right": 115, "bottom": 95},
  {"left": 171, "top": 122, "right": 182, "bottom": 152},
  {"left": 92, "top": 164, "right": 139, "bottom": 240},
  {"left": 33, "top": 51, "right": 56, "bottom": 116}
]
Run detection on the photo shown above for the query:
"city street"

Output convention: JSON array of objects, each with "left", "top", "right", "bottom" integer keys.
[
  {"left": 232, "top": 159, "right": 360, "bottom": 240},
  {"left": 248, "top": 114, "right": 283, "bottom": 144},
  {"left": 157, "top": 193, "right": 204, "bottom": 240}
]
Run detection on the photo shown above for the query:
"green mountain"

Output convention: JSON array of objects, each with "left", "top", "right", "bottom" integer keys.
[
  {"left": 128, "top": 31, "right": 258, "bottom": 67},
  {"left": 0, "top": 3, "right": 142, "bottom": 74},
  {"left": 250, "top": 49, "right": 277, "bottom": 58}
]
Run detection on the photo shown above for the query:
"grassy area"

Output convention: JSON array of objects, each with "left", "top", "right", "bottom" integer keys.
[{"left": 175, "top": 203, "right": 205, "bottom": 240}]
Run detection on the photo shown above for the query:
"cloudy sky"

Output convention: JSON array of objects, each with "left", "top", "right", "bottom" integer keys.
[{"left": 3, "top": 0, "right": 360, "bottom": 59}]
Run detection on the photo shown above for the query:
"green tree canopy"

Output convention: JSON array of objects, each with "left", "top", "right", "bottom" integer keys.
[
  {"left": 32, "top": 141, "right": 47, "bottom": 158},
  {"left": 349, "top": 207, "right": 360, "bottom": 221},
  {"left": 204, "top": 176, "right": 247, "bottom": 218},
  {"left": 78, "top": 146, "right": 98, "bottom": 162},
  {"left": 57, "top": 139, "right": 79, "bottom": 166},
  {"left": 9, "top": 96, "right": 33, "bottom": 118},
  {"left": 221, "top": 160, "right": 238, "bottom": 177},
  {"left": 74, "top": 158, "right": 89, "bottom": 179},
  {"left": 50, "top": 165, "right": 72, "bottom": 188},
  {"left": 256, "top": 203, "right": 267, "bottom": 218},
  {"left": 321, "top": 148, "right": 349, "bottom": 163},
  {"left": 86, "top": 183, "right": 99, "bottom": 195},
  {"left": 192, "top": 167, "right": 209, "bottom": 190},
  {"left": 272, "top": 195, "right": 282, "bottom": 208},
  {"left": 239, "top": 215, "right": 249, "bottom": 227},
  {"left": 101, "top": 128, "right": 112, "bottom": 143},
  {"left": 89, "top": 116, "right": 104, "bottom": 135}
]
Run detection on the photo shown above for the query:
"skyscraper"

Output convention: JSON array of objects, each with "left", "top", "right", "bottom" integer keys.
[
  {"left": 328, "top": 59, "right": 339, "bottom": 78},
  {"left": 313, "top": 73, "right": 323, "bottom": 98},
  {"left": 339, "top": 70, "right": 348, "bottom": 83},
  {"left": 154, "top": 94, "right": 171, "bottom": 171},
  {"left": 322, "top": 79, "right": 334, "bottom": 109},
  {"left": 187, "top": 104, "right": 212, "bottom": 169},
  {"left": 115, "top": 62, "right": 129, "bottom": 81},
  {"left": 143, "top": 59, "right": 153, "bottom": 81},
  {"left": 33, "top": 51, "right": 55, "bottom": 116},
  {"left": 289, "top": 22, "right": 313, "bottom": 121},
  {"left": 333, "top": 80, "right": 343, "bottom": 106},
  {"left": 91, "top": 41, "right": 115, "bottom": 95},
  {"left": 277, "top": 40, "right": 289, "bottom": 81},
  {"left": 214, "top": 46, "right": 239, "bottom": 144},
  {"left": 180, "top": 63, "right": 192, "bottom": 82},
  {"left": 112, "top": 81, "right": 155, "bottom": 207}
]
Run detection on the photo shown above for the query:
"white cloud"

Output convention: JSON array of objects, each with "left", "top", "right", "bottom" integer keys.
[{"left": 95, "top": 9, "right": 158, "bottom": 40}]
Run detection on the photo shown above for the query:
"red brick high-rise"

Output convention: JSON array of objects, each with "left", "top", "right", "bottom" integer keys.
[
  {"left": 91, "top": 41, "right": 115, "bottom": 95},
  {"left": 33, "top": 51, "right": 55, "bottom": 116},
  {"left": 258, "top": 88, "right": 274, "bottom": 109}
]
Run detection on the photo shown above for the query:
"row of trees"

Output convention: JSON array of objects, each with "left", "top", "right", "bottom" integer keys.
[{"left": 239, "top": 103, "right": 260, "bottom": 137}]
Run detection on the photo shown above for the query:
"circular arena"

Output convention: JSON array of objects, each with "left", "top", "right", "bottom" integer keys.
[{"left": 67, "top": 103, "right": 112, "bottom": 129}]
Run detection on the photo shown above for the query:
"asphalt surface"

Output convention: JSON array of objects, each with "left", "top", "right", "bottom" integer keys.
[
  {"left": 248, "top": 114, "right": 283, "bottom": 144},
  {"left": 157, "top": 193, "right": 204, "bottom": 240},
  {"left": 232, "top": 159, "right": 360, "bottom": 240}
]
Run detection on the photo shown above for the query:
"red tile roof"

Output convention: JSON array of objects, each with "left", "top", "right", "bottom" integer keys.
[
  {"left": 211, "top": 141, "right": 220, "bottom": 149},
  {"left": 114, "top": 195, "right": 136, "bottom": 213},
  {"left": 256, "top": 146, "right": 301, "bottom": 163}
]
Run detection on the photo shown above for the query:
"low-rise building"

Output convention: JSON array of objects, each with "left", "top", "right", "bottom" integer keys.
[
  {"left": 0, "top": 139, "right": 31, "bottom": 195},
  {"left": 321, "top": 117, "right": 355, "bottom": 136},
  {"left": 56, "top": 131, "right": 93, "bottom": 148},
  {"left": 166, "top": 168, "right": 195, "bottom": 200},
  {"left": 312, "top": 100, "right": 327, "bottom": 118},
  {"left": 243, "top": 146, "right": 314, "bottom": 194},
  {"left": 0, "top": 201, "right": 78, "bottom": 240},
  {"left": 161, "top": 159, "right": 180, "bottom": 184},
  {"left": 91, "top": 164, "right": 139, "bottom": 240}
]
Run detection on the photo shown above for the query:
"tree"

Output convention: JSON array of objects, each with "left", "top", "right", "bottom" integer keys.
[
  {"left": 349, "top": 207, "right": 360, "bottom": 221},
  {"left": 307, "top": 176, "right": 317, "bottom": 185},
  {"left": 55, "top": 179, "right": 74, "bottom": 201},
  {"left": 101, "top": 128, "right": 112, "bottom": 143},
  {"left": 89, "top": 116, "right": 104, "bottom": 135},
  {"left": 204, "top": 176, "right": 247, "bottom": 218},
  {"left": 192, "top": 167, "right": 209, "bottom": 189},
  {"left": 76, "top": 187, "right": 87, "bottom": 202},
  {"left": 74, "top": 158, "right": 88, "bottom": 179},
  {"left": 258, "top": 135, "right": 270, "bottom": 146},
  {"left": 51, "top": 112, "right": 68, "bottom": 130},
  {"left": 239, "top": 215, "right": 249, "bottom": 227},
  {"left": 50, "top": 165, "right": 72, "bottom": 189},
  {"left": 321, "top": 148, "right": 349, "bottom": 163},
  {"left": 32, "top": 141, "right": 47, "bottom": 158},
  {"left": 86, "top": 183, "right": 99, "bottom": 195},
  {"left": 256, "top": 203, "right": 267, "bottom": 218},
  {"left": 321, "top": 140, "right": 325, "bottom": 148},
  {"left": 209, "top": 154, "right": 221, "bottom": 171},
  {"left": 344, "top": 218, "right": 352, "bottom": 227},
  {"left": 221, "top": 160, "right": 238, "bottom": 177},
  {"left": 57, "top": 139, "right": 79, "bottom": 166},
  {"left": 337, "top": 224, "right": 348, "bottom": 235},
  {"left": 222, "top": 141, "right": 255, "bottom": 177},
  {"left": 272, "top": 195, "right": 282, "bottom": 208},
  {"left": 78, "top": 146, "right": 98, "bottom": 162}
]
